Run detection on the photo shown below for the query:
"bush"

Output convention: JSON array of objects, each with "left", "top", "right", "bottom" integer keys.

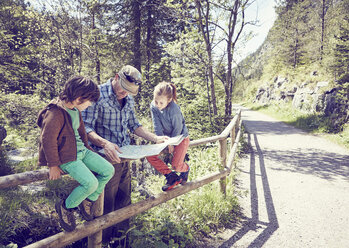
[
  {"left": 0, "top": 188, "right": 60, "bottom": 247},
  {"left": 0, "top": 92, "right": 47, "bottom": 150}
]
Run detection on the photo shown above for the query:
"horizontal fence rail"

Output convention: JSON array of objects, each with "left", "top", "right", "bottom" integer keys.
[{"left": 0, "top": 110, "right": 242, "bottom": 248}]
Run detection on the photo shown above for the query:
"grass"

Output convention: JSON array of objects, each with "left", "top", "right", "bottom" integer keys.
[
  {"left": 246, "top": 102, "right": 349, "bottom": 149},
  {"left": 0, "top": 188, "right": 60, "bottom": 247}
]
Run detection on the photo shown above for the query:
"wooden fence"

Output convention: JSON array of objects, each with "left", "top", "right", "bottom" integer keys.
[{"left": 0, "top": 110, "right": 242, "bottom": 248}]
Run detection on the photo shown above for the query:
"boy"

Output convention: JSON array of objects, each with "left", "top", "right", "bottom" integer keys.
[{"left": 37, "top": 76, "right": 114, "bottom": 232}]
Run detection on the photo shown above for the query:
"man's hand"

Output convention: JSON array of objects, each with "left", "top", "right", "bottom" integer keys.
[
  {"left": 104, "top": 141, "right": 122, "bottom": 163},
  {"left": 49, "top": 166, "right": 63, "bottom": 180},
  {"left": 155, "top": 135, "right": 168, "bottom": 144},
  {"left": 168, "top": 145, "right": 174, "bottom": 154}
]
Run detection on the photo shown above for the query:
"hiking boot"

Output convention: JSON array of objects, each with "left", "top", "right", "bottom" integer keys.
[
  {"left": 79, "top": 199, "right": 95, "bottom": 221},
  {"left": 55, "top": 199, "right": 76, "bottom": 232},
  {"left": 162, "top": 172, "right": 182, "bottom": 191},
  {"left": 180, "top": 166, "right": 190, "bottom": 185}
]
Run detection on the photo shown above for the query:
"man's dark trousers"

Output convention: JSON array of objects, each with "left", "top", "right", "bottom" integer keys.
[{"left": 103, "top": 161, "right": 131, "bottom": 244}]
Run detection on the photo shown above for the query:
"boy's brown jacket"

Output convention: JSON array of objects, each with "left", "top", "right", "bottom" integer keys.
[{"left": 37, "top": 98, "right": 93, "bottom": 167}]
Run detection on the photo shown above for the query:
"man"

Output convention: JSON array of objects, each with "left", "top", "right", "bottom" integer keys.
[{"left": 82, "top": 65, "right": 166, "bottom": 245}]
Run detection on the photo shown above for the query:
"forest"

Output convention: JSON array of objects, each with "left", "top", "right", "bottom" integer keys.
[{"left": 0, "top": 0, "right": 348, "bottom": 247}]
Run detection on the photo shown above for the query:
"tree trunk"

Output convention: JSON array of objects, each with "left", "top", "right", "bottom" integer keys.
[
  {"left": 195, "top": 0, "right": 217, "bottom": 116},
  {"left": 146, "top": 1, "right": 152, "bottom": 83},
  {"left": 78, "top": 1, "right": 83, "bottom": 74},
  {"left": 224, "top": 0, "right": 243, "bottom": 123},
  {"left": 132, "top": 0, "right": 142, "bottom": 72},
  {"left": 208, "top": 50, "right": 218, "bottom": 116},
  {"left": 225, "top": 47, "right": 233, "bottom": 120},
  {"left": 205, "top": 69, "right": 213, "bottom": 124},
  {"left": 320, "top": 0, "right": 325, "bottom": 60},
  {"left": 293, "top": 34, "right": 299, "bottom": 68},
  {"left": 92, "top": 12, "right": 100, "bottom": 84}
]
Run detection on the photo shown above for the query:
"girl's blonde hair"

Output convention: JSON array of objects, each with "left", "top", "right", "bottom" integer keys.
[{"left": 154, "top": 81, "right": 177, "bottom": 103}]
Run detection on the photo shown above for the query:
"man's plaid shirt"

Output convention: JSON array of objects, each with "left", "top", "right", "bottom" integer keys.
[{"left": 82, "top": 79, "right": 142, "bottom": 150}]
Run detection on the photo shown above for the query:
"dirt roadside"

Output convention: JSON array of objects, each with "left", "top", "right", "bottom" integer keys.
[{"left": 203, "top": 106, "right": 349, "bottom": 248}]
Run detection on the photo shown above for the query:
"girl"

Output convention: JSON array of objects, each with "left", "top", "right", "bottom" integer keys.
[
  {"left": 37, "top": 76, "right": 115, "bottom": 232},
  {"left": 146, "top": 81, "right": 190, "bottom": 191}
]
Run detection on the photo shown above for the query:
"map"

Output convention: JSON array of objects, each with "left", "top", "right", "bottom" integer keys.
[{"left": 99, "top": 135, "right": 184, "bottom": 160}]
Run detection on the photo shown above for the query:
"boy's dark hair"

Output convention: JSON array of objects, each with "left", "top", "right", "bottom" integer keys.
[{"left": 59, "top": 76, "right": 100, "bottom": 103}]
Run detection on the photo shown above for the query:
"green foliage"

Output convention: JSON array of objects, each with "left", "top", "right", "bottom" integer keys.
[
  {"left": 259, "top": 0, "right": 349, "bottom": 79},
  {"left": 0, "top": 92, "right": 47, "bottom": 150},
  {"left": 0, "top": 188, "right": 59, "bottom": 247},
  {"left": 334, "top": 124, "right": 349, "bottom": 149},
  {"left": 163, "top": 29, "right": 228, "bottom": 137},
  {"left": 0, "top": 0, "right": 51, "bottom": 94},
  {"left": 0, "top": 243, "right": 18, "bottom": 248},
  {"left": 327, "top": 1, "right": 349, "bottom": 78},
  {"left": 13, "top": 157, "right": 38, "bottom": 174},
  {"left": 130, "top": 213, "right": 193, "bottom": 248}
]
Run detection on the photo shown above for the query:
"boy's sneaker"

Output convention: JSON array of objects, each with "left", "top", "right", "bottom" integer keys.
[
  {"left": 79, "top": 199, "right": 95, "bottom": 221},
  {"left": 180, "top": 165, "right": 190, "bottom": 185},
  {"left": 162, "top": 172, "right": 182, "bottom": 191},
  {"left": 55, "top": 199, "right": 76, "bottom": 232}
]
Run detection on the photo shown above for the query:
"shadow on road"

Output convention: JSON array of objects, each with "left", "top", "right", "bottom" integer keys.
[
  {"left": 266, "top": 149, "right": 349, "bottom": 181},
  {"left": 243, "top": 119, "right": 349, "bottom": 181},
  {"left": 219, "top": 134, "right": 279, "bottom": 248},
  {"left": 243, "top": 120, "right": 307, "bottom": 136}
]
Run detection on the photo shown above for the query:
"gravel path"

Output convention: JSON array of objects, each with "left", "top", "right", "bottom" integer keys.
[{"left": 212, "top": 106, "right": 349, "bottom": 248}]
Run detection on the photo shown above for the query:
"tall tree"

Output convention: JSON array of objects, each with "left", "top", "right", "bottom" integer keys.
[
  {"left": 319, "top": 0, "right": 332, "bottom": 60},
  {"left": 132, "top": 0, "right": 142, "bottom": 71},
  {"left": 0, "top": 0, "right": 58, "bottom": 95},
  {"left": 194, "top": 0, "right": 218, "bottom": 116},
  {"left": 269, "top": 0, "right": 311, "bottom": 69},
  {"left": 196, "top": 0, "right": 254, "bottom": 120},
  {"left": 216, "top": 0, "right": 252, "bottom": 119},
  {"left": 330, "top": 3, "right": 349, "bottom": 77}
]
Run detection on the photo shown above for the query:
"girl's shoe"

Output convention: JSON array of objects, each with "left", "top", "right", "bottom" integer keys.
[
  {"left": 79, "top": 199, "right": 95, "bottom": 221},
  {"left": 180, "top": 166, "right": 190, "bottom": 185},
  {"left": 162, "top": 172, "right": 182, "bottom": 191},
  {"left": 55, "top": 199, "right": 76, "bottom": 232}
]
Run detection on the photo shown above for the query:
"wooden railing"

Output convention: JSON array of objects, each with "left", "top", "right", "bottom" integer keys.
[{"left": 0, "top": 110, "right": 242, "bottom": 248}]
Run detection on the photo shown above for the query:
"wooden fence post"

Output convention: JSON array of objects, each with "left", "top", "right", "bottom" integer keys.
[
  {"left": 219, "top": 138, "right": 227, "bottom": 195},
  {"left": 88, "top": 191, "right": 104, "bottom": 248},
  {"left": 230, "top": 126, "right": 236, "bottom": 149}
]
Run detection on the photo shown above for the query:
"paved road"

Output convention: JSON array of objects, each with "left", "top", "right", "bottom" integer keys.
[{"left": 217, "top": 106, "right": 349, "bottom": 248}]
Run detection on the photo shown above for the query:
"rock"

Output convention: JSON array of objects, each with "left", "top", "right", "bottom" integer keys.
[
  {"left": 289, "top": 86, "right": 298, "bottom": 93},
  {"left": 8, "top": 148, "right": 34, "bottom": 163},
  {"left": 324, "top": 88, "right": 339, "bottom": 115},
  {"left": 312, "top": 93, "right": 326, "bottom": 112},
  {"left": 300, "top": 82, "right": 308, "bottom": 88},
  {"left": 315, "top": 81, "right": 329, "bottom": 93},
  {"left": 274, "top": 76, "right": 287, "bottom": 88},
  {"left": 292, "top": 87, "right": 314, "bottom": 111},
  {"left": 253, "top": 75, "right": 348, "bottom": 130},
  {"left": 317, "top": 81, "right": 329, "bottom": 88}
]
